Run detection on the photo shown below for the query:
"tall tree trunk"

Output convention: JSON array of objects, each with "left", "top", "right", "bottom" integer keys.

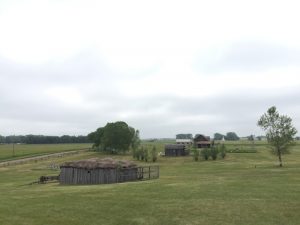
[{"left": 278, "top": 148, "right": 283, "bottom": 167}]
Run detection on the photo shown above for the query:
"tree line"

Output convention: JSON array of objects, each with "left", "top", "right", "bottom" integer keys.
[
  {"left": 176, "top": 132, "right": 241, "bottom": 141},
  {"left": 213, "top": 132, "right": 239, "bottom": 141},
  {"left": 0, "top": 135, "right": 90, "bottom": 144}
]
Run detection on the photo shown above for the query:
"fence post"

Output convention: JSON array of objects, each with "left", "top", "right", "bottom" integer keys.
[{"left": 116, "top": 169, "right": 118, "bottom": 183}]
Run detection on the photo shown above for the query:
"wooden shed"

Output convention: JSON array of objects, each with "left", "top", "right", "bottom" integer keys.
[
  {"left": 165, "top": 144, "right": 187, "bottom": 156},
  {"left": 59, "top": 158, "right": 138, "bottom": 185},
  {"left": 194, "top": 134, "right": 211, "bottom": 148}
]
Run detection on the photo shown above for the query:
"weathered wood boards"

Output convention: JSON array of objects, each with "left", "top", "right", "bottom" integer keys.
[
  {"left": 59, "top": 158, "right": 159, "bottom": 185},
  {"left": 59, "top": 167, "right": 139, "bottom": 184}
]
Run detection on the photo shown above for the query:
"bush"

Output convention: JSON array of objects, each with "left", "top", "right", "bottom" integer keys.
[
  {"left": 210, "top": 146, "right": 219, "bottom": 160},
  {"left": 220, "top": 144, "right": 226, "bottom": 159},
  {"left": 134, "top": 145, "right": 158, "bottom": 163},
  {"left": 201, "top": 147, "right": 210, "bottom": 160},
  {"left": 132, "top": 148, "right": 138, "bottom": 159},
  {"left": 143, "top": 147, "right": 149, "bottom": 162},
  {"left": 192, "top": 148, "right": 200, "bottom": 161},
  {"left": 139, "top": 146, "right": 144, "bottom": 160},
  {"left": 151, "top": 146, "right": 158, "bottom": 162},
  {"left": 185, "top": 145, "right": 191, "bottom": 156}
]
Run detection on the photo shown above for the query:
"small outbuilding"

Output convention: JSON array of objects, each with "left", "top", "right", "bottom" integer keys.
[
  {"left": 59, "top": 158, "right": 139, "bottom": 185},
  {"left": 165, "top": 144, "right": 187, "bottom": 156}
]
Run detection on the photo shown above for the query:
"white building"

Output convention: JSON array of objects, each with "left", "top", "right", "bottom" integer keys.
[{"left": 176, "top": 139, "right": 193, "bottom": 145}]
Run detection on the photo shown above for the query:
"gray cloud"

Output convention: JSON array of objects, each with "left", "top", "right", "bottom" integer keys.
[
  {"left": 195, "top": 42, "right": 300, "bottom": 73},
  {"left": 0, "top": 47, "right": 299, "bottom": 138}
]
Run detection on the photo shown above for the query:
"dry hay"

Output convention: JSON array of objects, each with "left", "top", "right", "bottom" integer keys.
[{"left": 60, "top": 158, "right": 137, "bottom": 169}]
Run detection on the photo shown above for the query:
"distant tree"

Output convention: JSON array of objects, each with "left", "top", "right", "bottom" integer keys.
[
  {"left": 0, "top": 134, "right": 89, "bottom": 144},
  {"left": 247, "top": 135, "right": 255, "bottom": 141},
  {"left": 214, "top": 133, "right": 224, "bottom": 141},
  {"left": 256, "top": 136, "right": 262, "bottom": 141},
  {"left": 61, "top": 135, "right": 72, "bottom": 143},
  {"left": 0, "top": 135, "right": 6, "bottom": 143},
  {"left": 258, "top": 106, "right": 297, "bottom": 167},
  {"left": 225, "top": 132, "right": 240, "bottom": 141}
]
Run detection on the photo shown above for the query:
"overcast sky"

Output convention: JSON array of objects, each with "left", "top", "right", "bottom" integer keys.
[{"left": 1, "top": 0, "right": 300, "bottom": 138}]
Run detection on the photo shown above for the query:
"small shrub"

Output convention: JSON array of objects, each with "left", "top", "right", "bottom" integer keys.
[
  {"left": 210, "top": 146, "right": 219, "bottom": 160},
  {"left": 192, "top": 147, "right": 200, "bottom": 161},
  {"left": 220, "top": 144, "right": 226, "bottom": 159},
  {"left": 151, "top": 146, "right": 158, "bottom": 162},
  {"left": 144, "top": 147, "right": 149, "bottom": 162},
  {"left": 134, "top": 147, "right": 140, "bottom": 160},
  {"left": 132, "top": 148, "right": 138, "bottom": 159},
  {"left": 140, "top": 146, "right": 145, "bottom": 161},
  {"left": 185, "top": 145, "right": 191, "bottom": 156},
  {"left": 201, "top": 147, "right": 210, "bottom": 160}
]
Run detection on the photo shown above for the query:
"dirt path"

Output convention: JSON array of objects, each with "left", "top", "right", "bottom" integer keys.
[{"left": 0, "top": 148, "right": 90, "bottom": 167}]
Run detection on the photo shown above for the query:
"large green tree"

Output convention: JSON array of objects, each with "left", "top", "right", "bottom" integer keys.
[
  {"left": 257, "top": 106, "right": 297, "bottom": 167},
  {"left": 225, "top": 132, "right": 239, "bottom": 141},
  {"left": 214, "top": 133, "right": 224, "bottom": 140},
  {"left": 87, "top": 127, "right": 105, "bottom": 148},
  {"left": 88, "top": 121, "right": 139, "bottom": 154}
]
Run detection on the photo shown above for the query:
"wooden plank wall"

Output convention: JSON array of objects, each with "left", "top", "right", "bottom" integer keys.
[{"left": 59, "top": 167, "right": 159, "bottom": 185}]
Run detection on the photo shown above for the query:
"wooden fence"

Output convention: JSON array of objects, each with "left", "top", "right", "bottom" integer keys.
[{"left": 125, "top": 165, "right": 159, "bottom": 182}]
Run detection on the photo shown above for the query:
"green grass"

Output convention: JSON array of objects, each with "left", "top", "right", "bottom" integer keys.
[
  {"left": 0, "top": 143, "right": 92, "bottom": 161},
  {"left": 0, "top": 142, "right": 300, "bottom": 225}
]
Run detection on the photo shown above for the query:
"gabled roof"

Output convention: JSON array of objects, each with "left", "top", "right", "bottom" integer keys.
[{"left": 194, "top": 134, "right": 210, "bottom": 142}]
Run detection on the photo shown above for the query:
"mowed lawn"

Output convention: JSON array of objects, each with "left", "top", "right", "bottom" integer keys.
[
  {"left": 0, "top": 143, "right": 300, "bottom": 225},
  {"left": 0, "top": 143, "right": 92, "bottom": 161}
]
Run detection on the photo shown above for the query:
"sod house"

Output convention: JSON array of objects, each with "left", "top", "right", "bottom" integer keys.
[{"left": 59, "top": 158, "right": 139, "bottom": 185}]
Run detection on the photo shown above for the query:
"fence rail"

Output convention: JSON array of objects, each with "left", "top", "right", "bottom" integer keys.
[
  {"left": 117, "top": 165, "right": 159, "bottom": 182},
  {"left": 0, "top": 149, "right": 91, "bottom": 167}
]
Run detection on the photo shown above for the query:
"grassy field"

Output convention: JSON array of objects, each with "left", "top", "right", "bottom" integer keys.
[
  {"left": 0, "top": 143, "right": 92, "bottom": 162},
  {"left": 0, "top": 141, "right": 300, "bottom": 225}
]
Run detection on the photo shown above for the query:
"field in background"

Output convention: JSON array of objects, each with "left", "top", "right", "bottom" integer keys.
[
  {"left": 142, "top": 140, "right": 299, "bottom": 154},
  {"left": 1, "top": 140, "right": 297, "bottom": 162},
  {"left": 0, "top": 141, "right": 300, "bottom": 225},
  {"left": 0, "top": 143, "right": 92, "bottom": 162}
]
